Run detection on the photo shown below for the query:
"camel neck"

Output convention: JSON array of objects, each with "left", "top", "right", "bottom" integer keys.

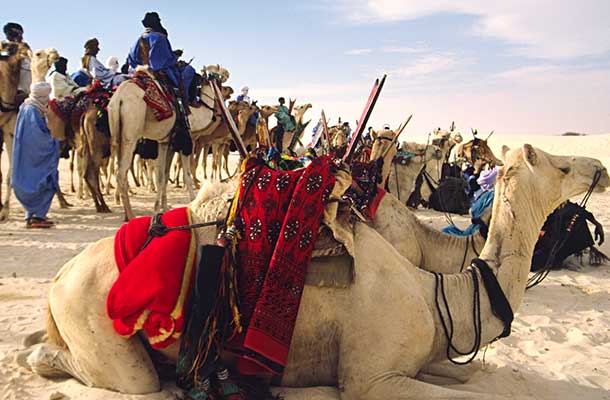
[{"left": 0, "top": 60, "right": 20, "bottom": 106}]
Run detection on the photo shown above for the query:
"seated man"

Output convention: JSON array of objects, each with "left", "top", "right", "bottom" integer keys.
[
  {"left": 47, "top": 57, "right": 86, "bottom": 99},
  {"left": 11, "top": 82, "right": 59, "bottom": 228},
  {"left": 3, "top": 22, "right": 31, "bottom": 97},
  {"left": 82, "top": 38, "right": 128, "bottom": 89},
  {"left": 128, "top": 12, "right": 184, "bottom": 97}
]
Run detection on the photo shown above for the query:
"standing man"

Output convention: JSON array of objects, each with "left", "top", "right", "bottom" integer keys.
[
  {"left": 11, "top": 82, "right": 59, "bottom": 228},
  {"left": 3, "top": 22, "right": 31, "bottom": 98}
]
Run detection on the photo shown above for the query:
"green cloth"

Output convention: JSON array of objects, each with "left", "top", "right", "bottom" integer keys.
[{"left": 275, "top": 105, "right": 296, "bottom": 131}]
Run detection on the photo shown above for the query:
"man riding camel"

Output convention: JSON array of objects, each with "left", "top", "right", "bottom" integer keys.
[
  {"left": 3, "top": 22, "right": 31, "bottom": 98},
  {"left": 127, "top": 12, "right": 196, "bottom": 107},
  {"left": 47, "top": 57, "right": 86, "bottom": 99},
  {"left": 274, "top": 96, "right": 295, "bottom": 152},
  {"left": 82, "top": 38, "right": 128, "bottom": 89}
]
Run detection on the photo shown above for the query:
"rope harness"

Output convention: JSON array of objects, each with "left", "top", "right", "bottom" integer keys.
[{"left": 434, "top": 257, "right": 513, "bottom": 365}]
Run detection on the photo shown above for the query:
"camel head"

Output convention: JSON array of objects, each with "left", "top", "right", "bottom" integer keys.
[
  {"left": 497, "top": 144, "right": 609, "bottom": 221},
  {"left": 221, "top": 85, "right": 234, "bottom": 100},
  {"left": 329, "top": 125, "right": 349, "bottom": 148},
  {"left": 236, "top": 103, "right": 258, "bottom": 133},
  {"left": 31, "top": 48, "right": 60, "bottom": 83},
  {"left": 204, "top": 64, "right": 230, "bottom": 83},
  {"left": 259, "top": 105, "right": 279, "bottom": 119},
  {"left": 401, "top": 141, "right": 443, "bottom": 161},
  {"left": 293, "top": 103, "right": 312, "bottom": 125},
  {"left": 457, "top": 137, "right": 502, "bottom": 174}
]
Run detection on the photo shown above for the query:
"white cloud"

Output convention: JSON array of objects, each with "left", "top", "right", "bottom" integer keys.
[
  {"left": 385, "top": 53, "right": 459, "bottom": 78},
  {"left": 381, "top": 46, "right": 426, "bottom": 54},
  {"left": 332, "top": 0, "right": 610, "bottom": 59},
  {"left": 344, "top": 48, "right": 373, "bottom": 56}
]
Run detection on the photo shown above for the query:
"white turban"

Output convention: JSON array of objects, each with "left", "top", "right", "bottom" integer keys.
[
  {"left": 24, "top": 82, "right": 52, "bottom": 114},
  {"left": 106, "top": 56, "right": 119, "bottom": 73},
  {"left": 241, "top": 86, "right": 249, "bottom": 94}
]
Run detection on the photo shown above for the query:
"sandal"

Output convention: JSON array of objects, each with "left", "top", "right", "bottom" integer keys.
[{"left": 26, "top": 217, "right": 55, "bottom": 229}]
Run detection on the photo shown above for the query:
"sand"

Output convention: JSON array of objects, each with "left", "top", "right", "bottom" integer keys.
[{"left": 0, "top": 134, "right": 609, "bottom": 399}]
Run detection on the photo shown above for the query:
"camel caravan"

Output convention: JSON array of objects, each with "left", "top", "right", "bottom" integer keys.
[{"left": 1, "top": 12, "right": 609, "bottom": 400}]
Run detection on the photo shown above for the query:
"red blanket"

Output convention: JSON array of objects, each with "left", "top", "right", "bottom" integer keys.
[
  {"left": 132, "top": 71, "right": 174, "bottom": 121},
  {"left": 229, "top": 156, "right": 336, "bottom": 375},
  {"left": 107, "top": 207, "right": 197, "bottom": 349}
]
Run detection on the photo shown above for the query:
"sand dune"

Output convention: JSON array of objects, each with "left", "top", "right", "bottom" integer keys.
[{"left": 0, "top": 134, "right": 609, "bottom": 399}]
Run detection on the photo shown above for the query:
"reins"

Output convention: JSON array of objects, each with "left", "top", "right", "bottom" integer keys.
[{"left": 139, "top": 213, "right": 224, "bottom": 253}]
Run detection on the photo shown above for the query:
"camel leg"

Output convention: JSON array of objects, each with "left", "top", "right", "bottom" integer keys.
[
  {"left": 77, "top": 146, "right": 88, "bottom": 200},
  {"left": 117, "top": 141, "right": 138, "bottom": 221},
  {"left": 69, "top": 148, "right": 76, "bottom": 193},
  {"left": 84, "top": 158, "right": 111, "bottom": 213},
  {"left": 180, "top": 153, "right": 195, "bottom": 201},
  {"left": 357, "top": 373, "right": 512, "bottom": 400},
  {"left": 0, "top": 131, "right": 14, "bottom": 221},
  {"left": 105, "top": 155, "right": 115, "bottom": 195},
  {"left": 223, "top": 144, "right": 230, "bottom": 178},
  {"left": 55, "top": 190, "right": 72, "bottom": 208},
  {"left": 154, "top": 143, "right": 170, "bottom": 212},
  {"left": 27, "top": 240, "right": 160, "bottom": 393},
  {"left": 130, "top": 154, "right": 141, "bottom": 187},
  {"left": 202, "top": 144, "right": 209, "bottom": 180},
  {"left": 417, "top": 360, "right": 481, "bottom": 385},
  {"left": 191, "top": 139, "right": 201, "bottom": 188}
]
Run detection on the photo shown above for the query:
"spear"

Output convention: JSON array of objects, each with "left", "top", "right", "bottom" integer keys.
[{"left": 211, "top": 79, "right": 247, "bottom": 158}]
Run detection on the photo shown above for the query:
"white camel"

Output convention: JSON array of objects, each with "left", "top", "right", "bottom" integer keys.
[
  {"left": 25, "top": 144, "right": 608, "bottom": 399},
  {"left": 107, "top": 66, "right": 227, "bottom": 220}
]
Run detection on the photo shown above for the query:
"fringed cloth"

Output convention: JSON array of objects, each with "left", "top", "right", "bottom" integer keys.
[
  {"left": 228, "top": 155, "right": 336, "bottom": 375},
  {"left": 107, "top": 207, "right": 197, "bottom": 349},
  {"left": 344, "top": 159, "right": 386, "bottom": 219},
  {"left": 131, "top": 71, "right": 174, "bottom": 121}
]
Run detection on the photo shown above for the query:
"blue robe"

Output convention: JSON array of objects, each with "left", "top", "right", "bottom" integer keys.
[
  {"left": 442, "top": 190, "right": 495, "bottom": 237},
  {"left": 129, "top": 32, "right": 179, "bottom": 86},
  {"left": 11, "top": 104, "right": 59, "bottom": 219}
]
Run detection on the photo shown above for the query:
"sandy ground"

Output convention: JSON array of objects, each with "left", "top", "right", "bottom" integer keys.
[{"left": 0, "top": 134, "right": 609, "bottom": 399}]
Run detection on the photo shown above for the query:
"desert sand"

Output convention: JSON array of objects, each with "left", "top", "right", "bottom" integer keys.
[{"left": 0, "top": 133, "right": 609, "bottom": 399}]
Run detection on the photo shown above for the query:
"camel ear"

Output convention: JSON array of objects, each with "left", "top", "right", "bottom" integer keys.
[{"left": 522, "top": 144, "right": 538, "bottom": 167}]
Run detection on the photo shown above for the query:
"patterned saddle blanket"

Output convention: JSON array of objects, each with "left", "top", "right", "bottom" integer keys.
[
  {"left": 131, "top": 71, "right": 174, "bottom": 121},
  {"left": 49, "top": 80, "right": 113, "bottom": 130}
]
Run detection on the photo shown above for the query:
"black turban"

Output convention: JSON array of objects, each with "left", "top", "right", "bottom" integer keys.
[
  {"left": 54, "top": 57, "right": 68, "bottom": 75},
  {"left": 142, "top": 12, "right": 167, "bottom": 35},
  {"left": 3, "top": 22, "right": 23, "bottom": 40}
]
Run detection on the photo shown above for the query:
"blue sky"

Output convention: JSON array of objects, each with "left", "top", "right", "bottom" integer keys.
[{"left": 4, "top": 0, "right": 610, "bottom": 137}]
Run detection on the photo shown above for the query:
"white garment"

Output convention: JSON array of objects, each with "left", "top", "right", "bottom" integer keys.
[{"left": 47, "top": 72, "right": 83, "bottom": 99}]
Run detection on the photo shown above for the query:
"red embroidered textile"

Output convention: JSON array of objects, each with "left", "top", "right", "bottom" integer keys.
[
  {"left": 48, "top": 80, "right": 112, "bottom": 127},
  {"left": 229, "top": 156, "right": 336, "bottom": 375},
  {"left": 107, "top": 207, "right": 197, "bottom": 349},
  {"left": 131, "top": 71, "right": 174, "bottom": 121}
]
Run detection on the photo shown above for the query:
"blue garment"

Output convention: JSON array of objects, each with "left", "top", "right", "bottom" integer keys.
[
  {"left": 71, "top": 70, "right": 91, "bottom": 87},
  {"left": 128, "top": 31, "right": 178, "bottom": 85},
  {"left": 442, "top": 190, "right": 494, "bottom": 237},
  {"left": 11, "top": 104, "right": 59, "bottom": 219}
]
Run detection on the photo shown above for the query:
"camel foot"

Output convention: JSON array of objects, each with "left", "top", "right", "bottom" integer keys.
[
  {"left": 59, "top": 200, "right": 73, "bottom": 209},
  {"left": 26, "top": 344, "right": 72, "bottom": 379},
  {"left": 22, "top": 329, "right": 47, "bottom": 347},
  {"left": 0, "top": 208, "right": 9, "bottom": 222},
  {"left": 96, "top": 205, "right": 112, "bottom": 213}
]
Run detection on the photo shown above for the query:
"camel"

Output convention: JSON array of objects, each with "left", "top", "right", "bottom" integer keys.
[
  {"left": 384, "top": 130, "right": 463, "bottom": 203},
  {"left": 0, "top": 46, "right": 68, "bottom": 221},
  {"left": 0, "top": 41, "right": 30, "bottom": 220},
  {"left": 269, "top": 103, "right": 312, "bottom": 153},
  {"left": 106, "top": 66, "right": 226, "bottom": 220},
  {"left": 25, "top": 145, "right": 608, "bottom": 400}
]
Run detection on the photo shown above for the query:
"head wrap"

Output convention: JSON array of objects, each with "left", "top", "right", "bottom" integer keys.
[
  {"left": 84, "top": 38, "right": 99, "bottom": 54},
  {"left": 142, "top": 12, "right": 168, "bottom": 35},
  {"left": 3, "top": 22, "right": 23, "bottom": 40},
  {"left": 106, "top": 56, "right": 119, "bottom": 73},
  {"left": 54, "top": 57, "right": 68, "bottom": 75},
  {"left": 382, "top": 124, "right": 391, "bottom": 130},
  {"left": 241, "top": 86, "right": 249, "bottom": 94},
  {"left": 477, "top": 167, "right": 499, "bottom": 191},
  {"left": 24, "top": 82, "right": 52, "bottom": 114},
  {"left": 173, "top": 49, "right": 183, "bottom": 58}
]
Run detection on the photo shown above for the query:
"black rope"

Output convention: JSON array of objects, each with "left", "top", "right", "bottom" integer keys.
[
  {"left": 434, "top": 268, "right": 482, "bottom": 365},
  {"left": 139, "top": 213, "right": 223, "bottom": 253}
]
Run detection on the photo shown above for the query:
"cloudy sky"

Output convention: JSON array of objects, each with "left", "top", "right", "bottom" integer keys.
[{"left": 4, "top": 0, "right": 610, "bottom": 138}]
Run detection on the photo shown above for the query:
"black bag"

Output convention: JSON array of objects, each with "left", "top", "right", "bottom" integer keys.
[
  {"left": 428, "top": 177, "right": 470, "bottom": 215},
  {"left": 135, "top": 139, "right": 159, "bottom": 160}
]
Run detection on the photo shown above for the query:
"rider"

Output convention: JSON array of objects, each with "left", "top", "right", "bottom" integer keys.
[
  {"left": 274, "top": 97, "right": 295, "bottom": 151},
  {"left": 236, "top": 86, "right": 251, "bottom": 104},
  {"left": 47, "top": 57, "right": 86, "bottom": 99},
  {"left": 3, "top": 22, "right": 31, "bottom": 97},
  {"left": 82, "top": 38, "right": 128, "bottom": 89}
]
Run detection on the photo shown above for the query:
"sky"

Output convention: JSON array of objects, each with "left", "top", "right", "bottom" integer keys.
[{"left": 3, "top": 0, "right": 610, "bottom": 139}]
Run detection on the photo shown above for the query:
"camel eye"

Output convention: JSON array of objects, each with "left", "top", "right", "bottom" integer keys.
[{"left": 559, "top": 167, "right": 570, "bottom": 174}]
